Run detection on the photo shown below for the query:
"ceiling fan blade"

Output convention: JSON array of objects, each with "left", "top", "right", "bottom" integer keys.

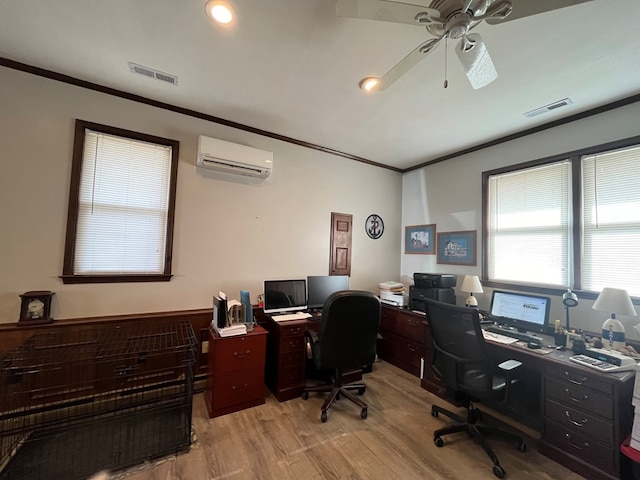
[
  {"left": 336, "top": 0, "right": 439, "bottom": 26},
  {"left": 456, "top": 33, "right": 497, "bottom": 89},
  {"left": 485, "top": 0, "right": 594, "bottom": 25},
  {"left": 378, "top": 36, "right": 444, "bottom": 90}
]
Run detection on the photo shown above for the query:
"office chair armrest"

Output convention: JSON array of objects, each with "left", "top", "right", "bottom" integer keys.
[
  {"left": 305, "top": 329, "right": 319, "bottom": 345},
  {"left": 497, "top": 359, "right": 522, "bottom": 372}
]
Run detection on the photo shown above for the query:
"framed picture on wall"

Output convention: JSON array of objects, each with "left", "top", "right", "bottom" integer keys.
[
  {"left": 405, "top": 224, "right": 436, "bottom": 254},
  {"left": 437, "top": 230, "right": 477, "bottom": 265}
]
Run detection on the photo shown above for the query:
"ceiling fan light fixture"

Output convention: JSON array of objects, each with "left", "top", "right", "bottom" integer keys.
[
  {"left": 205, "top": 0, "right": 236, "bottom": 25},
  {"left": 456, "top": 33, "right": 497, "bottom": 89},
  {"left": 359, "top": 77, "right": 381, "bottom": 93}
]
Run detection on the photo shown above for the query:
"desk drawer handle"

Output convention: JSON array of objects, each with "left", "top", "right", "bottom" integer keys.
[
  {"left": 289, "top": 327, "right": 302, "bottom": 334},
  {"left": 565, "top": 433, "right": 588, "bottom": 450},
  {"left": 565, "top": 411, "right": 588, "bottom": 427},
  {"left": 565, "top": 388, "right": 588, "bottom": 403},
  {"left": 232, "top": 383, "right": 249, "bottom": 393},
  {"left": 407, "top": 319, "right": 420, "bottom": 327},
  {"left": 564, "top": 371, "right": 587, "bottom": 385},
  {"left": 233, "top": 350, "right": 251, "bottom": 359},
  {"left": 407, "top": 344, "right": 418, "bottom": 352}
]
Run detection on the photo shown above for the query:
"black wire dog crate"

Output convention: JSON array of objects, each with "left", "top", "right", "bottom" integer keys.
[{"left": 0, "top": 320, "right": 196, "bottom": 480}]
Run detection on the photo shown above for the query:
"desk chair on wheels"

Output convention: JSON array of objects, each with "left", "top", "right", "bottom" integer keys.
[
  {"left": 423, "top": 298, "right": 526, "bottom": 479},
  {"left": 301, "top": 290, "right": 381, "bottom": 423}
]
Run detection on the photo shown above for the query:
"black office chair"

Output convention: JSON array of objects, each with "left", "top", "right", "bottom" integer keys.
[
  {"left": 423, "top": 298, "right": 526, "bottom": 479},
  {"left": 301, "top": 290, "right": 381, "bottom": 422}
]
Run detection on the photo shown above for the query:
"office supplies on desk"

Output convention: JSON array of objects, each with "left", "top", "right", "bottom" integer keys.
[
  {"left": 569, "top": 354, "right": 636, "bottom": 372},
  {"left": 481, "top": 329, "right": 519, "bottom": 344}
]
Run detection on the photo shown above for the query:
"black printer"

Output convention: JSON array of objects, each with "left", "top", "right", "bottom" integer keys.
[{"left": 409, "top": 273, "right": 457, "bottom": 311}]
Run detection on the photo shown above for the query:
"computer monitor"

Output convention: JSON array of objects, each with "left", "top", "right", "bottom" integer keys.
[
  {"left": 306, "top": 275, "right": 349, "bottom": 310},
  {"left": 263, "top": 279, "right": 307, "bottom": 314},
  {"left": 488, "top": 290, "right": 551, "bottom": 334}
]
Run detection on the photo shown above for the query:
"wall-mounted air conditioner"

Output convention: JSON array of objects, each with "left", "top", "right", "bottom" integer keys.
[{"left": 197, "top": 136, "right": 273, "bottom": 179}]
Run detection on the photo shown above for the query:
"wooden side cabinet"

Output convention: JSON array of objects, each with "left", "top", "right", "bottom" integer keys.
[
  {"left": 377, "top": 305, "right": 428, "bottom": 377},
  {"left": 204, "top": 325, "right": 267, "bottom": 418}
]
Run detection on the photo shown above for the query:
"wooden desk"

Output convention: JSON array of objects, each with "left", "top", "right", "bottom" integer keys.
[
  {"left": 259, "top": 312, "right": 362, "bottom": 402},
  {"left": 398, "top": 300, "right": 636, "bottom": 480}
]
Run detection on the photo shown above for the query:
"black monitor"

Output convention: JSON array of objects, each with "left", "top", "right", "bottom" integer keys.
[
  {"left": 488, "top": 290, "right": 551, "bottom": 334},
  {"left": 263, "top": 279, "right": 307, "bottom": 314},
  {"left": 306, "top": 275, "right": 349, "bottom": 310}
]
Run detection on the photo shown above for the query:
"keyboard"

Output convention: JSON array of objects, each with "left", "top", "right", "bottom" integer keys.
[
  {"left": 272, "top": 312, "right": 312, "bottom": 322},
  {"left": 569, "top": 354, "right": 637, "bottom": 373},
  {"left": 484, "top": 325, "right": 543, "bottom": 345},
  {"left": 482, "top": 329, "right": 519, "bottom": 345}
]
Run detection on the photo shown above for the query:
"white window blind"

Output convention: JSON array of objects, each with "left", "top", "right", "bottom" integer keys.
[
  {"left": 488, "top": 161, "right": 571, "bottom": 286},
  {"left": 582, "top": 145, "right": 640, "bottom": 296},
  {"left": 74, "top": 130, "right": 173, "bottom": 275}
]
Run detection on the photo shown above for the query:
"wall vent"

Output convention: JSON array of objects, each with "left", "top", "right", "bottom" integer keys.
[
  {"left": 128, "top": 62, "right": 178, "bottom": 86},
  {"left": 523, "top": 98, "right": 573, "bottom": 118}
]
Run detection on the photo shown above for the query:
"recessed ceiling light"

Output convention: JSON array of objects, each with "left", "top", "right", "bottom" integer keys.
[
  {"left": 205, "top": 1, "right": 236, "bottom": 25},
  {"left": 359, "top": 77, "right": 381, "bottom": 93}
]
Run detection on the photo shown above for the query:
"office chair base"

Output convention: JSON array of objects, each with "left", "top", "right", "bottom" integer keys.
[
  {"left": 431, "top": 404, "right": 526, "bottom": 478},
  {"left": 302, "top": 383, "right": 368, "bottom": 422}
]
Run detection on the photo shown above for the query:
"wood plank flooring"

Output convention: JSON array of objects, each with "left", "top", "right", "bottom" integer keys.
[{"left": 116, "top": 360, "right": 585, "bottom": 480}]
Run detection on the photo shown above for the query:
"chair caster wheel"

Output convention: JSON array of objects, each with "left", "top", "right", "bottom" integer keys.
[
  {"left": 361, "top": 408, "right": 368, "bottom": 419},
  {"left": 431, "top": 407, "right": 438, "bottom": 417},
  {"left": 517, "top": 440, "right": 527, "bottom": 452},
  {"left": 321, "top": 411, "right": 328, "bottom": 423},
  {"left": 302, "top": 392, "right": 309, "bottom": 400},
  {"left": 358, "top": 387, "right": 366, "bottom": 395},
  {"left": 434, "top": 436, "right": 444, "bottom": 447},
  {"left": 492, "top": 465, "right": 505, "bottom": 478}
]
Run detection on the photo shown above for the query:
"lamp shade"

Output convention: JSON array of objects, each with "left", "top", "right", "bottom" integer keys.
[
  {"left": 460, "top": 275, "right": 483, "bottom": 294},
  {"left": 592, "top": 288, "right": 637, "bottom": 317}
]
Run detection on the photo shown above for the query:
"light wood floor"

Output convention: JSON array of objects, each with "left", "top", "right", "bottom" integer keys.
[{"left": 117, "top": 361, "right": 585, "bottom": 480}]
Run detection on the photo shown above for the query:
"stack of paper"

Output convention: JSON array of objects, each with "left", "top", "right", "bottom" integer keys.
[
  {"left": 213, "top": 323, "right": 247, "bottom": 337},
  {"left": 378, "top": 281, "right": 405, "bottom": 293}
]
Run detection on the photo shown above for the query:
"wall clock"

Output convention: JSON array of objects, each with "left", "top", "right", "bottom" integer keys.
[{"left": 365, "top": 214, "right": 384, "bottom": 239}]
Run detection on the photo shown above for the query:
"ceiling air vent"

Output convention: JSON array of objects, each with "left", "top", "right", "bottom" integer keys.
[
  {"left": 128, "top": 62, "right": 178, "bottom": 86},
  {"left": 523, "top": 98, "right": 573, "bottom": 118}
]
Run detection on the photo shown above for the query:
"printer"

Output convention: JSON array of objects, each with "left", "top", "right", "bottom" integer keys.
[{"left": 409, "top": 273, "right": 457, "bottom": 311}]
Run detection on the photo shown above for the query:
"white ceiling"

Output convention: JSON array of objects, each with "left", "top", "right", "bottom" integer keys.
[{"left": 1, "top": 0, "right": 639, "bottom": 171}]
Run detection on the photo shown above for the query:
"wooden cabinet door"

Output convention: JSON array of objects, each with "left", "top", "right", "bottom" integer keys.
[{"left": 329, "top": 212, "right": 352, "bottom": 276}]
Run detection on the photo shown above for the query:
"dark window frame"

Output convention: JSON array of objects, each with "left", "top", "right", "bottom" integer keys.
[
  {"left": 482, "top": 134, "right": 640, "bottom": 301},
  {"left": 61, "top": 119, "right": 179, "bottom": 284}
]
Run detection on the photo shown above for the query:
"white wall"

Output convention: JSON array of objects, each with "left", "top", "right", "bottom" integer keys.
[
  {"left": 0, "top": 67, "right": 402, "bottom": 323},
  {"left": 402, "top": 101, "right": 640, "bottom": 337}
]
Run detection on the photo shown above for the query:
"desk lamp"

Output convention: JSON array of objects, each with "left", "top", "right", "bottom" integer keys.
[
  {"left": 460, "top": 275, "right": 483, "bottom": 308},
  {"left": 562, "top": 289, "right": 578, "bottom": 331},
  {"left": 592, "top": 287, "right": 637, "bottom": 350}
]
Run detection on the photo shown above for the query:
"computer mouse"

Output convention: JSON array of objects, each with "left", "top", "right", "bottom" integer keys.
[{"left": 527, "top": 342, "right": 542, "bottom": 349}]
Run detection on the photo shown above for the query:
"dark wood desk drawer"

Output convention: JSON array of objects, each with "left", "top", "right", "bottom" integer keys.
[
  {"left": 378, "top": 331, "right": 423, "bottom": 376},
  {"left": 545, "top": 398, "right": 614, "bottom": 445},
  {"left": 545, "top": 362, "right": 613, "bottom": 396},
  {"left": 280, "top": 350, "right": 304, "bottom": 369},
  {"left": 213, "top": 335, "right": 267, "bottom": 374},
  {"left": 544, "top": 420, "right": 616, "bottom": 476},
  {"left": 210, "top": 368, "right": 265, "bottom": 410},
  {"left": 545, "top": 377, "right": 613, "bottom": 420},
  {"left": 280, "top": 335, "right": 306, "bottom": 354},
  {"left": 277, "top": 364, "right": 304, "bottom": 388}
]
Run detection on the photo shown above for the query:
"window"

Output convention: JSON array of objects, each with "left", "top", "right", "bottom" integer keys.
[
  {"left": 62, "top": 120, "right": 179, "bottom": 284},
  {"left": 483, "top": 136, "right": 640, "bottom": 297}
]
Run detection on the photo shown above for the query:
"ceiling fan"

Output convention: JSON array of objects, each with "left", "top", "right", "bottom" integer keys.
[{"left": 336, "top": 0, "right": 593, "bottom": 91}]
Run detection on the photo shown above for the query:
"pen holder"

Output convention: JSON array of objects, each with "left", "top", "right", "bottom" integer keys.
[{"left": 554, "top": 333, "right": 567, "bottom": 347}]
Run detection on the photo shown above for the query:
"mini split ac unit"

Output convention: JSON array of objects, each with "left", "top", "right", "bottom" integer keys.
[{"left": 197, "top": 136, "right": 273, "bottom": 179}]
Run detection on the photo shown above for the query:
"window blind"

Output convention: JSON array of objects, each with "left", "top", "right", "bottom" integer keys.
[
  {"left": 582, "top": 145, "right": 640, "bottom": 296},
  {"left": 74, "top": 130, "right": 173, "bottom": 274},
  {"left": 488, "top": 161, "right": 571, "bottom": 286}
]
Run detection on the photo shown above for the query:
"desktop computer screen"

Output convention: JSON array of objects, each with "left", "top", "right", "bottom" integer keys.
[
  {"left": 489, "top": 290, "right": 551, "bottom": 334},
  {"left": 263, "top": 279, "right": 307, "bottom": 314},
  {"left": 306, "top": 275, "right": 349, "bottom": 310}
]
